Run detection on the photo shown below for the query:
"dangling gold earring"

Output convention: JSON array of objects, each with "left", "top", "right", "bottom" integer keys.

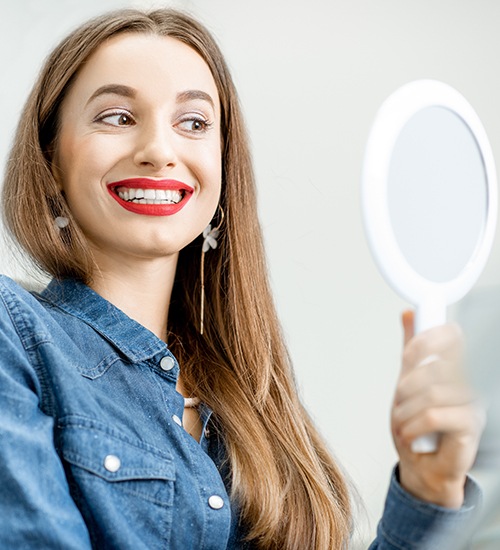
[{"left": 200, "top": 206, "right": 224, "bottom": 335}]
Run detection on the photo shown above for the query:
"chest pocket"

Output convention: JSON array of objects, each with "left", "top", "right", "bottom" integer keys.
[{"left": 57, "top": 417, "right": 175, "bottom": 549}]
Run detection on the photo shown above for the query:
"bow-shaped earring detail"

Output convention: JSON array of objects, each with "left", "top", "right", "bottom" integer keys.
[
  {"left": 200, "top": 206, "right": 224, "bottom": 335},
  {"left": 202, "top": 225, "right": 220, "bottom": 253}
]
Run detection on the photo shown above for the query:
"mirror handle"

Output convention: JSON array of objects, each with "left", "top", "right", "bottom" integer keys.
[
  {"left": 411, "top": 433, "right": 439, "bottom": 453},
  {"left": 414, "top": 296, "right": 447, "bottom": 334},
  {"left": 411, "top": 297, "right": 447, "bottom": 453}
]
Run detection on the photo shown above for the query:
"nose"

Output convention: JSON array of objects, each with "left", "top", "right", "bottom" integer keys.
[{"left": 133, "top": 119, "right": 176, "bottom": 170}]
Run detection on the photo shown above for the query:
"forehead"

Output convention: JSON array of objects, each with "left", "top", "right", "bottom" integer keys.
[{"left": 68, "top": 32, "right": 219, "bottom": 105}]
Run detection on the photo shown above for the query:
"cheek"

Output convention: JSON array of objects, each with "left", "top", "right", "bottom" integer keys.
[
  {"left": 58, "top": 121, "right": 115, "bottom": 172},
  {"left": 203, "top": 141, "right": 223, "bottom": 194},
  {"left": 54, "top": 139, "right": 106, "bottom": 226},
  {"left": 57, "top": 138, "right": 112, "bottom": 197}
]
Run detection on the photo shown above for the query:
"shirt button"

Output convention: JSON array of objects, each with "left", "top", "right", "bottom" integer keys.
[
  {"left": 172, "top": 414, "right": 183, "bottom": 427},
  {"left": 208, "top": 495, "right": 224, "bottom": 510},
  {"left": 160, "top": 356, "right": 175, "bottom": 371},
  {"left": 104, "top": 454, "right": 121, "bottom": 473}
]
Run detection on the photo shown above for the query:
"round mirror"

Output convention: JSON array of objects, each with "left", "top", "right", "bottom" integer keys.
[
  {"left": 362, "top": 80, "right": 497, "bottom": 452},
  {"left": 362, "top": 80, "right": 497, "bottom": 333}
]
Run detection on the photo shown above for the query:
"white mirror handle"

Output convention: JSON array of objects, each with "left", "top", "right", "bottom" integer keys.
[
  {"left": 411, "top": 298, "right": 446, "bottom": 453},
  {"left": 411, "top": 433, "right": 439, "bottom": 453},
  {"left": 414, "top": 296, "right": 446, "bottom": 335}
]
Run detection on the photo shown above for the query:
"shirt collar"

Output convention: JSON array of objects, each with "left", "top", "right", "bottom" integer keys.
[{"left": 37, "top": 278, "right": 169, "bottom": 363}]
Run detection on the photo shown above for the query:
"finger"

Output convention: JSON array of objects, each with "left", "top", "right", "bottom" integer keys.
[
  {"left": 394, "top": 357, "right": 463, "bottom": 404},
  {"left": 402, "top": 310, "right": 414, "bottom": 346},
  {"left": 392, "top": 383, "right": 475, "bottom": 427},
  {"left": 401, "top": 323, "right": 464, "bottom": 375},
  {"left": 397, "top": 404, "right": 483, "bottom": 444}
]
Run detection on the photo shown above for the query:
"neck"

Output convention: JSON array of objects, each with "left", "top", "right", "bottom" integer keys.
[{"left": 89, "top": 252, "right": 178, "bottom": 342}]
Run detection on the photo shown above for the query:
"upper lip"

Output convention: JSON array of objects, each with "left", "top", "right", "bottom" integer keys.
[{"left": 108, "top": 178, "right": 194, "bottom": 192}]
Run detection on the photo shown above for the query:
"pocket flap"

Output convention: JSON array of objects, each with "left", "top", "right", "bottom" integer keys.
[{"left": 58, "top": 419, "right": 175, "bottom": 483}]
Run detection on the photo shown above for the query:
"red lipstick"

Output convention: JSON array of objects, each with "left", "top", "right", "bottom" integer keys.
[{"left": 107, "top": 178, "right": 193, "bottom": 216}]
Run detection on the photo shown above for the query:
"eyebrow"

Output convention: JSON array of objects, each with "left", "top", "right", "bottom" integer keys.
[
  {"left": 86, "top": 84, "right": 136, "bottom": 105},
  {"left": 176, "top": 90, "right": 215, "bottom": 109},
  {"left": 85, "top": 85, "right": 216, "bottom": 110}
]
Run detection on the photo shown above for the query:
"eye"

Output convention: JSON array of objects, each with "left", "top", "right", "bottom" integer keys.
[
  {"left": 177, "top": 116, "right": 213, "bottom": 134},
  {"left": 189, "top": 120, "right": 206, "bottom": 132},
  {"left": 94, "top": 110, "right": 135, "bottom": 127}
]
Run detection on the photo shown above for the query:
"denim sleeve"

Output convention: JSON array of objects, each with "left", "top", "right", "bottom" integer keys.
[
  {"left": 0, "top": 286, "right": 92, "bottom": 548},
  {"left": 368, "top": 466, "right": 481, "bottom": 550}
]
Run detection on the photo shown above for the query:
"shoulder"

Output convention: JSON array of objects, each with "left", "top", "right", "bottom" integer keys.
[
  {"left": 0, "top": 274, "right": 47, "bottom": 312},
  {"left": 0, "top": 274, "right": 26, "bottom": 291},
  {"left": 0, "top": 274, "right": 43, "bottom": 298},
  {"left": 0, "top": 275, "right": 34, "bottom": 311},
  {"left": 0, "top": 275, "right": 54, "bottom": 344}
]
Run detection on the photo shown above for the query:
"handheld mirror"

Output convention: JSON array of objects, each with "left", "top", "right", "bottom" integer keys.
[{"left": 362, "top": 80, "right": 498, "bottom": 453}]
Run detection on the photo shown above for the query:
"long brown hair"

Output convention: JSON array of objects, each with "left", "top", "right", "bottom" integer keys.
[{"left": 2, "top": 9, "right": 351, "bottom": 548}]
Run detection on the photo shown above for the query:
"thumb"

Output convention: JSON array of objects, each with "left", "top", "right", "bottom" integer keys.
[{"left": 402, "top": 310, "right": 415, "bottom": 346}]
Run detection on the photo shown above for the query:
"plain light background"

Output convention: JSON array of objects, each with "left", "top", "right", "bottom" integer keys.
[{"left": 2, "top": 0, "right": 500, "bottom": 546}]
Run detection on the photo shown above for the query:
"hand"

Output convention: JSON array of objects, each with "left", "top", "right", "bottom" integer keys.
[{"left": 391, "top": 311, "right": 485, "bottom": 509}]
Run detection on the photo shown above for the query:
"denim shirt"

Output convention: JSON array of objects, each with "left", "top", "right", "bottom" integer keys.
[{"left": 0, "top": 276, "right": 479, "bottom": 549}]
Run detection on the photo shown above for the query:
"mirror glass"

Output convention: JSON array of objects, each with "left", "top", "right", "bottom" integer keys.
[{"left": 387, "top": 106, "right": 487, "bottom": 283}]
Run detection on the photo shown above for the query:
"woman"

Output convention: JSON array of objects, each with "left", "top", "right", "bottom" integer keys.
[{"left": 0, "top": 8, "right": 483, "bottom": 549}]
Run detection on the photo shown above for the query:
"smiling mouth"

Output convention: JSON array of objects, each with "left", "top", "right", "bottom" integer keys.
[
  {"left": 114, "top": 187, "right": 184, "bottom": 205},
  {"left": 107, "top": 178, "right": 193, "bottom": 216}
]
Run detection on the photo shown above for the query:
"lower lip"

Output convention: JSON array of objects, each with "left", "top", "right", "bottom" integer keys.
[{"left": 108, "top": 189, "right": 192, "bottom": 216}]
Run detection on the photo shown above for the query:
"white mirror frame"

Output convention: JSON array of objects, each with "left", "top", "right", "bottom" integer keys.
[{"left": 362, "top": 80, "right": 498, "bottom": 333}]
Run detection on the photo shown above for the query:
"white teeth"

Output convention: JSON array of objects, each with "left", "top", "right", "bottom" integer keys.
[{"left": 116, "top": 187, "right": 183, "bottom": 205}]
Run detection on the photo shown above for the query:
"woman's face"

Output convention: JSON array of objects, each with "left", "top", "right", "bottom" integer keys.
[{"left": 53, "top": 33, "right": 222, "bottom": 266}]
